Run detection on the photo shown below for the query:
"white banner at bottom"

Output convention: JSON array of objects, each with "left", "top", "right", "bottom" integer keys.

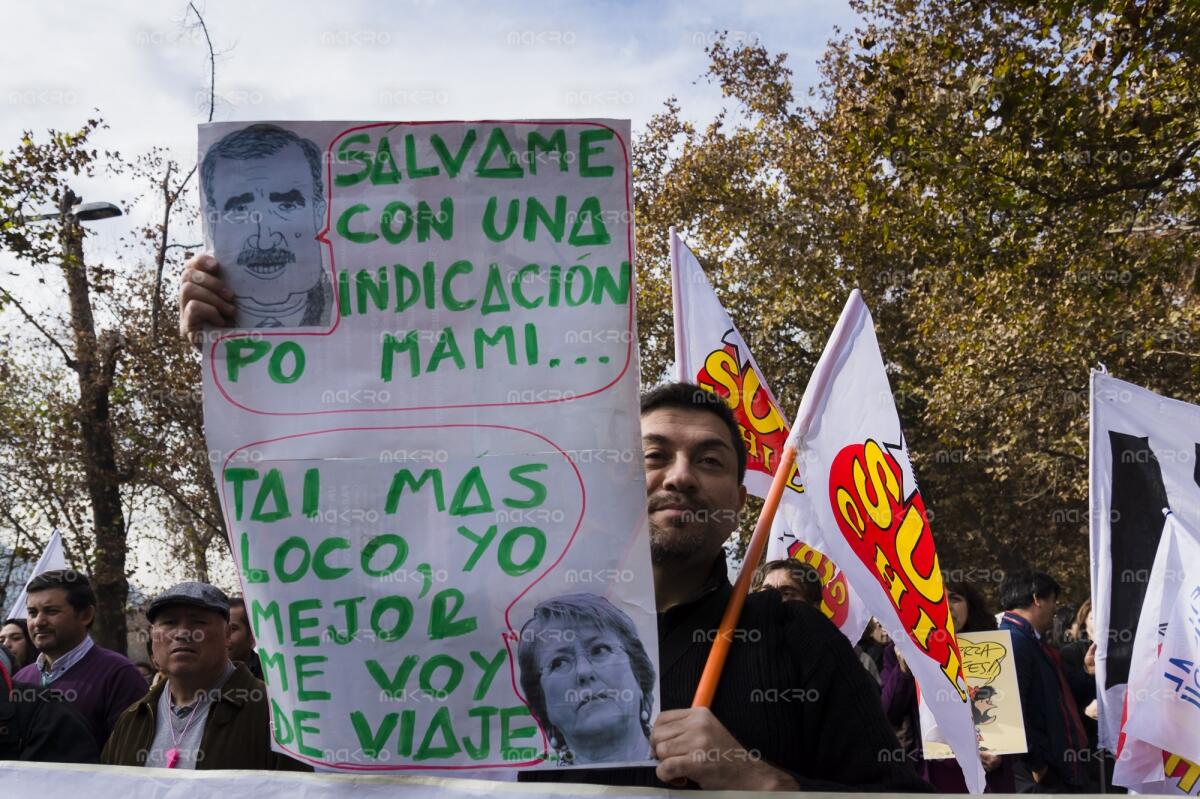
[{"left": 0, "top": 760, "right": 1149, "bottom": 797}]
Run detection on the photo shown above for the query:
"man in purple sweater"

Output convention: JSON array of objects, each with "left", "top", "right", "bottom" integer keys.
[{"left": 13, "top": 569, "right": 149, "bottom": 750}]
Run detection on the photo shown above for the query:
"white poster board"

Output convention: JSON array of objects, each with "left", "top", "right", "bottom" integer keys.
[
  {"left": 923, "top": 630, "right": 1028, "bottom": 759},
  {"left": 198, "top": 120, "right": 657, "bottom": 773}
]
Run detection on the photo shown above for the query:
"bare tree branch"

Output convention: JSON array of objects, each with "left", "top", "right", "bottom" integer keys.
[
  {"left": 191, "top": 1, "right": 216, "bottom": 125},
  {"left": 0, "top": 282, "right": 77, "bottom": 369},
  {"left": 147, "top": 477, "right": 224, "bottom": 539},
  {"left": 150, "top": 1, "right": 215, "bottom": 335}
]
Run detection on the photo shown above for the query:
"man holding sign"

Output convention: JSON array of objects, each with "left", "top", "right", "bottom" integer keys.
[
  {"left": 179, "top": 118, "right": 926, "bottom": 791},
  {"left": 193, "top": 258, "right": 932, "bottom": 788}
]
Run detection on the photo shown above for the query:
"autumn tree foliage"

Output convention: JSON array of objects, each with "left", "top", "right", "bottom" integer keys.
[
  {"left": 0, "top": 123, "right": 226, "bottom": 653},
  {"left": 634, "top": 0, "right": 1199, "bottom": 597}
]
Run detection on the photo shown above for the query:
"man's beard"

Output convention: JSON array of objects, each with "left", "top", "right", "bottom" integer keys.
[
  {"left": 649, "top": 522, "right": 700, "bottom": 566},
  {"left": 648, "top": 492, "right": 709, "bottom": 566}
]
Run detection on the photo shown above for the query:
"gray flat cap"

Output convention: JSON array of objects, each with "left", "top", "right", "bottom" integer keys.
[{"left": 147, "top": 581, "right": 230, "bottom": 622}]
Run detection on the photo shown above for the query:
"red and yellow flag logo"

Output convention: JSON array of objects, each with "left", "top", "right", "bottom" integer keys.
[
  {"left": 1165, "top": 752, "right": 1200, "bottom": 794},
  {"left": 695, "top": 336, "right": 802, "bottom": 492},
  {"left": 786, "top": 540, "right": 853, "bottom": 627},
  {"left": 829, "top": 438, "right": 966, "bottom": 701}
]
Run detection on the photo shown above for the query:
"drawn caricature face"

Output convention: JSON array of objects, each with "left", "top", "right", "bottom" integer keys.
[
  {"left": 971, "top": 685, "right": 998, "bottom": 725},
  {"left": 209, "top": 143, "right": 324, "bottom": 309}
]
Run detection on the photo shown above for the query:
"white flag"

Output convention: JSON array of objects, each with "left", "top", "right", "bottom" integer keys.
[
  {"left": 1114, "top": 512, "right": 1200, "bottom": 795},
  {"left": 1090, "top": 371, "right": 1200, "bottom": 754},
  {"left": 784, "top": 289, "right": 984, "bottom": 793},
  {"left": 7, "top": 530, "right": 68, "bottom": 619},
  {"left": 670, "top": 229, "right": 868, "bottom": 639}
]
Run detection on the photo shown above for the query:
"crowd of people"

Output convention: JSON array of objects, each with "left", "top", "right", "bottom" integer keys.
[
  {"left": 762, "top": 564, "right": 1111, "bottom": 793},
  {"left": 0, "top": 385, "right": 1112, "bottom": 793},
  {"left": 0, "top": 263, "right": 1112, "bottom": 792}
]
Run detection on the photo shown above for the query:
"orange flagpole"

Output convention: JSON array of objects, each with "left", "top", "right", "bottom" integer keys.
[{"left": 691, "top": 444, "right": 798, "bottom": 709}]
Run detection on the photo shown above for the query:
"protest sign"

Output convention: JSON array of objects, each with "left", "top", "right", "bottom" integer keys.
[
  {"left": 923, "top": 630, "right": 1027, "bottom": 759},
  {"left": 0, "top": 760, "right": 1142, "bottom": 798},
  {"left": 783, "top": 289, "right": 984, "bottom": 793},
  {"left": 198, "top": 121, "right": 658, "bottom": 773},
  {"left": 669, "top": 229, "right": 867, "bottom": 640},
  {"left": 1089, "top": 371, "right": 1200, "bottom": 753},
  {"left": 0, "top": 762, "right": 635, "bottom": 799}
]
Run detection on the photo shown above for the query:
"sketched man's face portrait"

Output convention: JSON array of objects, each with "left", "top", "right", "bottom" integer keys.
[{"left": 210, "top": 142, "right": 323, "bottom": 307}]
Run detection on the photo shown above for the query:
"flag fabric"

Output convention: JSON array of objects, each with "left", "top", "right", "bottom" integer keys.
[
  {"left": 1090, "top": 371, "right": 1200, "bottom": 753},
  {"left": 1113, "top": 511, "right": 1200, "bottom": 794},
  {"left": 782, "top": 289, "right": 984, "bottom": 793},
  {"left": 669, "top": 229, "right": 868, "bottom": 640},
  {"left": 671, "top": 228, "right": 794, "bottom": 499},
  {"left": 7, "top": 529, "right": 68, "bottom": 619}
]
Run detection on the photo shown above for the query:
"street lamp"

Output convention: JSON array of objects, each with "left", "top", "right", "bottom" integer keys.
[{"left": 23, "top": 200, "right": 123, "bottom": 223}]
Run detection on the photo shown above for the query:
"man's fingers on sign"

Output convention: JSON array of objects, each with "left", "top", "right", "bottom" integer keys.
[
  {"left": 651, "top": 707, "right": 798, "bottom": 791},
  {"left": 180, "top": 253, "right": 236, "bottom": 343},
  {"left": 650, "top": 707, "right": 736, "bottom": 788}
]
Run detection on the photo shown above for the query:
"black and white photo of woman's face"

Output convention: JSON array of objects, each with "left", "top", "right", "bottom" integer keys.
[
  {"left": 209, "top": 143, "right": 324, "bottom": 307},
  {"left": 537, "top": 620, "right": 642, "bottom": 752}
]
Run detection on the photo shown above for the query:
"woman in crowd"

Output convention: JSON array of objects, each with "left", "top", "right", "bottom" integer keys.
[
  {"left": 751, "top": 559, "right": 824, "bottom": 607},
  {"left": 1059, "top": 599, "right": 1111, "bottom": 792},
  {"left": 0, "top": 618, "right": 37, "bottom": 670},
  {"left": 856, "top": 618, "right": 888, "bottom": 686},
  {"left": 925, "top": 578, "right": 1015, "bottom": 793},
  {"left": 517, "top": 593, "right": 656, "bottom": 766}
]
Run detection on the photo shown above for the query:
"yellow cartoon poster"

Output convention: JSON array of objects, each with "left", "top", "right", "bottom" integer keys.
[{"left": 924, "top": 629, "right": 1028, "bottom": 758}]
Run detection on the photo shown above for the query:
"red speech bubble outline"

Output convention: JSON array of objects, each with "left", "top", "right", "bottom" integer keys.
[
  {"left": 222, "top": 423, "right": 588, "bottom": 771},
  {"left": 208, "top": 120, "right": 635, "bottom": 416}
]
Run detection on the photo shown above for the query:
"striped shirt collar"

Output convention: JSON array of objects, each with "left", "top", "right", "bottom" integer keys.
[{"left": 1002, "top": 610, "right": 1042, "bottom": 641}]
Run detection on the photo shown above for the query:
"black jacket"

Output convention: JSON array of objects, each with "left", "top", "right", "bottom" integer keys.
[
  {"left": 0, "top": 680, "right": 100, "bottom": 763},
  {"left": 1000, "top": 612, "right": 1088, "bottom": 789},
  {"left": 524, "top": 558, "right": 932, "bottom": 791}
]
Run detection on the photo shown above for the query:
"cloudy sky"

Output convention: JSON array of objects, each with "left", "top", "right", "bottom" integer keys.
[
  {"left": 3, "top": 0, "right": 856, "bottom": 204},
  {"left": 2, "top": 0, "right": 859, "bottom": 589}
]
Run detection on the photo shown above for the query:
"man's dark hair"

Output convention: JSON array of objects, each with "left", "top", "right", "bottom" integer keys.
[
  {"left": 228, "top": 597, "right": 246, "bottom": 611},
  {"left": 752, "top": 559, "right": 824, "bottom": 606},
  {"left": 201, "top": 123, "right": 325, "bottom": 211},
  {"left": 25, "top": 569, "right": 96, "bottom": 614},
  {"left": 999, "top": 568, "right": 1061, "bottom": 611},
  {"left": 640, "top": 382, "right": 748, "bottom": 484}
]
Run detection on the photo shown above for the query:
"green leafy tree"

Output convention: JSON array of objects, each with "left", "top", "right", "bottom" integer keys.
[
  {"left": 0, "top": 123, "right": 228, "bottom": 651},
  {"left": 634, "top": 1, "right": 1198, "bottom": 598}
]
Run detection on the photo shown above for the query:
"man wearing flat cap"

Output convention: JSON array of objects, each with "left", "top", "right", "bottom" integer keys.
[{"left": 102, "top": 581, "right": 309, "bottom": 771}]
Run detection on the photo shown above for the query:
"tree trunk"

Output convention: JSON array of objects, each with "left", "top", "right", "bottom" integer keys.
[{"left": 59, "top": 188, "right": 129, "bottom": 655}]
